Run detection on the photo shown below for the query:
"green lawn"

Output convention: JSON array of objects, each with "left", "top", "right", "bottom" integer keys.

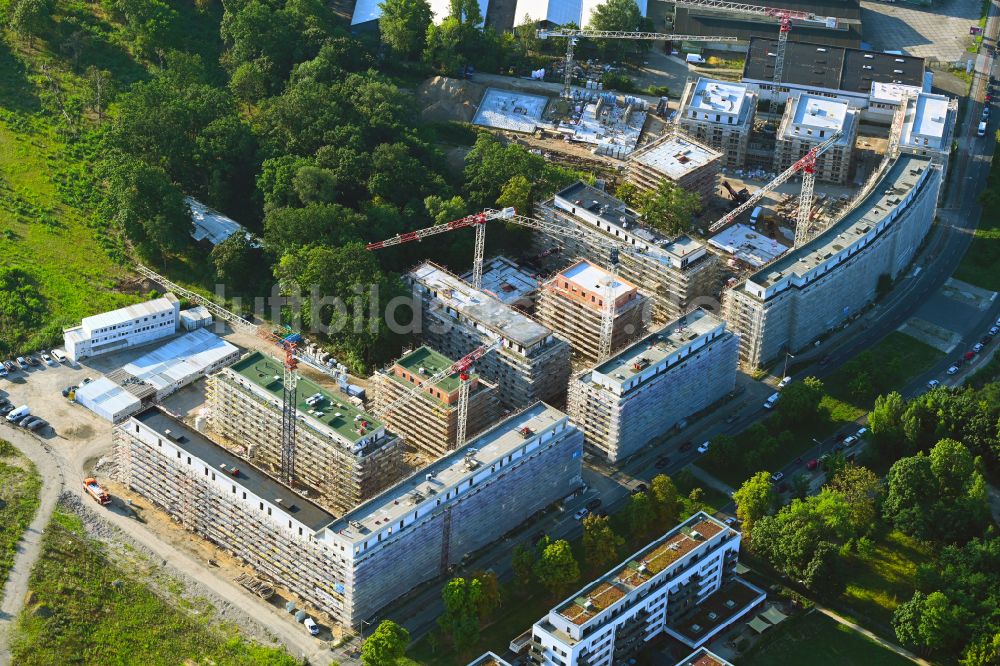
[
  {"left": 10, "top": 509, "right": 299, "bottom": 666},
  {"left": 741, "top": 610, "right": 913, "bottom": 666},
  {"left": 955, "top": 139, "right": 1000, "bottom": 291},
  {"left": 839, "top": 530, "right": 934, "bottom": 632},
  {"left": 0, "top": 440, "right": 42, "bottom": 586},
  {"left": 823, "top": 331, "right": 944, "bottom": 412}
]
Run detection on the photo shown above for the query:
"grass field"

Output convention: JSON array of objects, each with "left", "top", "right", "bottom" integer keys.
[
  {"left": 9, "top": 509, "right": 299, "bottom": 666},
  {"left": 823, "top": 331, "right": 944, "bottom": 412},
  {"left": 955, "top": 138, "right": 1000, "bottom": 291},
  {"left": 839, "top": 530, "right": 933, "bottom": 632},
  {"left": 0, "top": 440, "right": 42, "bottom": 586},
  {"left": 741, "top": 610, "right": 913, "bottom": 666}
]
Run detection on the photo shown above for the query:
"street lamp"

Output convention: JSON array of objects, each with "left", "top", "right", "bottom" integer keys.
[
  {"left": 360, "top": 618, "right": 373, "bottom": 641},
  {"left": 782, "top": 352, "right": 795, "bottom": 380}
]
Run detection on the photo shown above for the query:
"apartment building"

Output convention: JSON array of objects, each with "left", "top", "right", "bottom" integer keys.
[
  {"left": 677, "top": 78, "right": 758, "bottom": 168},
  {"left": 724, "top": 155, "right": 941, "bottom": 369},
  {"left": 675, "top": 649, "right": 734, "bottom": 666},
  {"left": 529, "top": 512, "right": 766, "bottom": 665},
  {"left": 775, "top": 93, "right": 859, "bottom": 185},
  {"left": 370, "top": 345, "right": 501, "bottom": 459},
  {"left": 568, "top": 309, "right": 737, "bottom": 463},
  {"left": 537, "top": 260, "right": 648, "bottom": 361},
  {"left": 407, "top": 262, "right": 572, "bottom": 408},
  {"left": 536, "top": 182, "right": 720, "bottom": 323},
  {"left": 63, "top": 293, "right": 180, "bottom": 362},
  {"left": 207, "top": 351, "right": 404, "bottom": 514},
  {"left": 461, "top": 256, "right": 540, "bottom": 311},
  {"left": 897, "top": 92, "right": 957, "bottom": 185},
  {"left": 468, "top": 654, "right": 513, "bottom": 666},
  {"left": 115, "top": 404, "right": 582, "bottom": 629},
  {"left": 327, "top": 403, "right": 584, "bottom": 626},
  {"left": 627, "top": 131, "right": 723, "bottom": 204}
]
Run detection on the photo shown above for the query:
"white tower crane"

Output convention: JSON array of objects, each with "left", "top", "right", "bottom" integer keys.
[
  {"left": 673, "top": 0, "right": 850, "bottom": 121},
  {"left": 538, "top": 28, "right": 739, "bottom": 99},
  {"left": 368, "top": 207, "right": 662, "bottom": 364}
]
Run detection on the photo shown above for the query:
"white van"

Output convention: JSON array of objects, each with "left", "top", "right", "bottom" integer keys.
[
  {"left": 750, "top": 206, "right": 763, "bottom": 226},
  {"left": 685, "top": 53, "right": 706, "bottom": 65},
  {"left": 51, "top": 349, "right": 67, "bottom": 363},
  {"left": 763, "top": 393, "right": 780, "bottom": 410},
  {"left": 6, "top": 405, "right": 30, "bottom": 422},
  {"left": 978, "top": 121, "right": 987, "bottom": 137}
]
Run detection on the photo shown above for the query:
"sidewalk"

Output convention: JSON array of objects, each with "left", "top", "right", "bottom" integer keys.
[{"left": 816, "top": 606, "right": 930, "bottom": 666}]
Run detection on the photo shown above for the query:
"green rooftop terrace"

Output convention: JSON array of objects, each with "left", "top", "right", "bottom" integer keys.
[
  {"left": 231, "top": 351, "right": 382, "bottom": 444},
  {"left": 390, "top": 346, "right": 481, "bottom": 401}
]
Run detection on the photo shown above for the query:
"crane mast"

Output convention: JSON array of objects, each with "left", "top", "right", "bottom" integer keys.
[
  {"left": 707, "top": 129, "right": 843, "bottom": 234},
  {"left": 538, "top": 29, "right": 738, "bottom": 99}
]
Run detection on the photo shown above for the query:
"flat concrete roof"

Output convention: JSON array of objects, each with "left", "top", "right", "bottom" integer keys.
[
  {"left": 709, "top": 224, "right": 788, "bottom": 268},
  {"left": 790, "top": 94, "right": 848, "bottom": 130},
  {"left": 556, "top": 512, "right": 731, "bottom": 625},
  {"left": 328, "top": 403, "right": 567, "bottom": 544},
  {"left": 559, "top": 260, "right": 636, "bottom": 301},
  {"left": 675, "top": 648, "right": 734, "bottom": 666},
  {"left": 750, "top": 155, "right": 931, "bottom": 290},
  {"left": 134, "top": 408, "right": 335, "bottom": 532},
  {"left": 743, "top": 37, "right": 923, "bottom": 94},
  {"left": 461, "top": 256, "right": 538, "bottom": 306},
  {"left": 589, "top": 309, "right": 725, "bottom": 390},
  {"left": 74, "top": 376, "right": 141, "bottom": 418},
  {"left": 410, "top": 262, "right": 552, "bottom": 348},
  {"left": 870, "top": 81, "right": 923, "bottom": 104},
  {"left": 689, "top": 78, "right": 754, "bottom": 121},
  {"left": 231, "top": 351, "right": 382, "bottom": 445},
  {"left": 630, "top": 133, "right": 722, "bottom": 180},
  {"left": 902, "top": 93, "right": 954, "bottom": 150}
]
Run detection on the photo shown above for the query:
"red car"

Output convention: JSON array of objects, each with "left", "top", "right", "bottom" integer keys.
[
  {"left": 964, "top": 351, "right": 975, "bottom": 361},
  {"left": 806, "top": 459, "right": 819, "bottom": 471}
]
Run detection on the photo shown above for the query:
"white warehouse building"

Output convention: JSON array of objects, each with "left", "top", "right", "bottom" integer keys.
[{"left": 63, "top": 293, "right": 180, "bottom": 363}]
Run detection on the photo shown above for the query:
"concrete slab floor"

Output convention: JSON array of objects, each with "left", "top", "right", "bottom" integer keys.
[{"left": 898, "top": 317, "right": 963, "bottom": 353}]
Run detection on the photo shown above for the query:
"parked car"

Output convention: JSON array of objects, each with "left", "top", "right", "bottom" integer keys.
[
  {"left": 763, "top": 392, "right": 780, "bottom": 409},
  {"left": 2, "top": 360, "right": 15, "bottom": 373},
  {"left": 25, "top": 356, "right": 39, "bottom": 367},
  {"left": 843, "top": 435, "right": 859, "bottom": 447},
  {"left": 948, "top": 365, "right": 959, "bottom": 375},
  {"left": 51, "top": 349, "right": 67, "bottom": 363},
  {"left": 654, "top": 455, "right": 670, "bottom": 469},
  {"left": 0, "top": 404, "right": 13, "bottom": 416},
  {"left": 573, "top": 508, "right": 589, "bottom": 521},
  {"left": 679, "top": 441, "right": 693, "bottom": 452},
  {"left": 303, "top": 617, "right": 319, "bottom": 636},
  {"left": 697, "top": 441, "right": 710, "bottom": 454},
  {"left": 771, "top": 472, "right": 785, "bottom": 483},
  {"left": 927, "top": 379, "right": 941, "bottom": 389},
  {"left": 990, "top": 326, "right": 999, "bottom": 336},
  {"left": 974, "top": 343, "right": 984, "bottom": 353},
  {"left": 27, "top": 418, "right": 47, "bottom": 432},
  {"left": 41, "top": 353, "right": 54, "bottom": 366},
  {"left": 778, "top": 376, "right": 792, "bottom": 389},
  {"left": 855, "top": 427, "right": 868, "bottom": 439},
  {"left": 586, "top": 498, "right": 603, "bottom": 511},
  {"left": 15, "top": 357, "right": 27, "bottom": 369},
  {"left": 631, "top": 483, "right": 648, "bottom": 495},
  {"left": 806, "top": 459, "right": 819, "bottom": 471},
  {"left": 983, "top": 335, "right": 994, "bottom": 345},
  {"left": 0, "top": 366, "right": 7, "bottom": 378},
  {"left": 9, "top": 413, "right": 32, "bottom": 426},
  {"left": 964, "top": 351, "right": 975, "bottom": 361},
  {"left": 19, "top": 416, "right": 39, "bottom": 430},
  {"left": 724, "top": 517, "right": 739, "bottom": 526},
  {"left": 81, "top": 377, "right": 93, "bottom": 385}
]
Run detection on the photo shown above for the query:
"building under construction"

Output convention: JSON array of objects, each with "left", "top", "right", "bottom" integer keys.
[
  {"left": 207, "top": 351, "right": 404, "bottom": 514},
  {"left": 370, "top": 345, "right": 501, "bottom": 460},
  {"left": 568, "top": 309, "right": 737, "bottom": 463},
  {"left": 677, "top": 78, "right": 758, "bottom": 169},
  {"left": 536, "top": 182, "right": 720, "bottom": 323},
  {"left": 723, "top": 155, "right": 941, "bottom": 369},
  {"left": 537, "top": 260, "right": 648, "bottom": 361},
  {"left": 627, "top": 130, "right": 723, "bottom": 204},
  {"left": 407, "top": 262, "right": 572, "bottom": 408},
  {"left": 114, "top": 403, "right": 582, "bottom": 629},
  {"left": 775, "top": 93, "right": 859, "bottom": 185}
]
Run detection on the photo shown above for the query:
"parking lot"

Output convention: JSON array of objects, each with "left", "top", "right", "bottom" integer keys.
[{"left": 862, "top": 0, "right": 981, "bottom": 63}]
